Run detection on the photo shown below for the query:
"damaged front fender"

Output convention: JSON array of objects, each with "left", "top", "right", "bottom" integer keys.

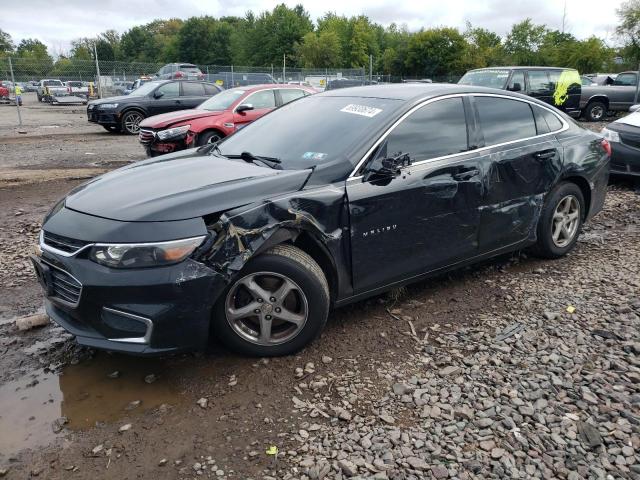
[{"left": 194, "top": 186, "right": 351, "bottom": 298}]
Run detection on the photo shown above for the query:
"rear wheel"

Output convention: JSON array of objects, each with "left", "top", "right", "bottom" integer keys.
[
  {"left": 121, "top": 110, "right": 144, "bottom": 134},
  {"left": 584, "top": 101, "right": 607, "bottom": 122},
  {"left": 197, "top": 130, "right": 224, "bottom": 147},
  {"left": 212, "top": 245, "right": 329, "bottom": 357},
  {"left": 531, "top": 182, "right": 584, "bottom": 259}
]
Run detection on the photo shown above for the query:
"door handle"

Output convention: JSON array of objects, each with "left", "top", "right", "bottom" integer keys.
[
  {"left": 452, "top": 168, "right": 480, "bottom": 181},
  {"left": 534, "top": 149, "right": 556, "bottom": 160}
]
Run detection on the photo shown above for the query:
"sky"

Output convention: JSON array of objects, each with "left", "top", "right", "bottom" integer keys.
[{"left": 1, "top": 0, "right": 624, "bottom": 55}]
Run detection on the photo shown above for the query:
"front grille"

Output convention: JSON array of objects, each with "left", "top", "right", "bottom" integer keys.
[
  {"left": 49, "top": 265, "right": 82, "bottom": 305},
  {"left": 43, "top": 231, "right": 89, "bottom": 254},
  {"left": 139, "top": 128, "right": 155, "bottom": 145}
]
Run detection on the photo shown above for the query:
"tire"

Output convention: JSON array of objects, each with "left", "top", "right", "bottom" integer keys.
[
  {"left": 121, "top": 110, "right": 144, "bottom": 135},
  {"left": 584, "top": 101, "right": 607, "bottom": 122},
  {"left": 197, "top": 130, "right": 224, "bottom": 147},
  {"left": 37, "top": 94, "right": 41, "bottom": 102},
  {"left": 212, "top": 244, "right": 330, "bottom": 356},
  {"left": 102, "top": 125, "right": 121, "bottom": 133},
  {"left": 531, "top": 182, "right": 585, "bottom": 259}
]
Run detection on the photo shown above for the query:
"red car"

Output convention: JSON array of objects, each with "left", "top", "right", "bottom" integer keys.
[{"left": 138, "top": 84, "right": 315, "bottom": 157}]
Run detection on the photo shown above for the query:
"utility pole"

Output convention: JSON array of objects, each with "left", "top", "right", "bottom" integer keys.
[
  {"left": 561, "top": 0, "right": 567, "bottom": 34},
  {"left": 93, "top": 42, "right": 102, "bottom": 98},
  {"left": 369, "top": 55, "right": 373, "bottom": 85},
  {"left": 8, "top": 57, "right": 22, "bottom": 126},
  {"left": 282, "top": 53, "right": 286, "bottom": 83},
  {"left": 634, "top": 62, "right": 640, "bottom": 104}
]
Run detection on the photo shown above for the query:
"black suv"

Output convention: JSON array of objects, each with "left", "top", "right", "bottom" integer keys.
[
  {"left": 459, "top": 67, "right": 582, "bottom": 117},
  {"left": 87, "top": 80, "right": 223, "bottom": 134}
]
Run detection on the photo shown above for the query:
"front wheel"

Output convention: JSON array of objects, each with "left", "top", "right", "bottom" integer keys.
[
  {"left": 102, "top": 125, "right": 121, "bottom": 133},
  {"left": 121, "top": 110, "right": 144, "bottom": 134},
  {"left": 584, "top": 101, "right": 607, "bottom": 122},
  {"left": 531, "top": 182, "right": 584, "bottom": 259},
  {"left": 212, "top": 245, "right": 330, "bottom": 356},
  {"left": 197, "top": 130, "right": 224, "bottom": 147}
]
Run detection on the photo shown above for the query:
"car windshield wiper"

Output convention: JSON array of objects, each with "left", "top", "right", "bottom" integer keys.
[
  {"left": 198, "top": 142, "right": 223, "bottom": 156},
  {"left": 225, "top": 151, "right": 282, "bottom": 170}
]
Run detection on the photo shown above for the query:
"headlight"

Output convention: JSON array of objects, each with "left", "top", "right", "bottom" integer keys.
[
  {"left": 601, "top": 127, "right": 620, "bottom": 143},
  {"left": 89, "top": 236, "right": 205, "bottom": 269},
  {"left": 99, "top": 103, "right": 119, "bottom": 109},
  {"left": 157, "top": 124, "right": 191, "bottom": 141}
]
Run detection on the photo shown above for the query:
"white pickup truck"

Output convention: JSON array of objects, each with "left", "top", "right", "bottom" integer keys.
[
  {"left": 65, "top": 80, "right": 89, "bottom": 98},
  {"left": 37, "top": 79, "right": 67, "bottom": 102}
]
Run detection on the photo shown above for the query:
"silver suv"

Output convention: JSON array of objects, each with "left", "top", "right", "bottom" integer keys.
[{"left": 155, "top": 63, "right": 204, "bottom": 81}]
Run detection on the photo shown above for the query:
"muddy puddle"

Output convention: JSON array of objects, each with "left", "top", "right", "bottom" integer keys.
[{"left": 0, "top": 353, "right": 183, "bottom": 461}]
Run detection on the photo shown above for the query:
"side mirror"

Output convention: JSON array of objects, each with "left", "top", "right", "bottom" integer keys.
[
  {"left": 153, "top": 90, "right": 164, "bottom": 99},
  {"left": 236, "top": 103, "right": 254, "bottom": 113},
  {"left": 509, "top": 82, "right": 522, "bottom": 92},
  {"left": 364, "top": 153, "right": 411, "bottom": 182}
]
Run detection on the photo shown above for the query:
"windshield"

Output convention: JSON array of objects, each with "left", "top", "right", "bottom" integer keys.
[
  {"left": 44, "top": 80, "right": 63, "bottom": 87},
  {"left": 458, "top": 70, "right": 510, "bottom": 89},
  {"left": 198, "top": 88, "right": 246, "bottom": 111},
  {"left": 218, "top": 95, "right": 402, "bottom": 171},
  {"left": 128, "top": 81, "right": 163, "bottom": 97}
]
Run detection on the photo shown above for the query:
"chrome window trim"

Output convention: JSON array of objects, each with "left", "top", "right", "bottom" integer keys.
[
  {"left": 232, "top": 87, "right": 307, "bottom": 113},
  {"left": 104, "top": 307, "right": 153, "bottom": 344},
  {"left": 347, "top": 92, "right": 569, "bottom": 181}
]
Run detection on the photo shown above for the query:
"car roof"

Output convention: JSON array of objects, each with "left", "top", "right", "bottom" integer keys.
[
  {"left": 319, "top": 83, "right": 529, "bottom": 101},
  {"left": 468, "top": 66, "right": 575, "bottom": 71}
]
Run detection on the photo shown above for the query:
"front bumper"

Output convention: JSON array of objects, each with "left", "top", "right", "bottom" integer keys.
[
  {"left": 610, "top": 141, "right": 640, "bottom": 176},
  {"left": 139, "top": 128, "right": 195, "bottom": 157},
  {"left": 87, "top": 109, "right": 120, "bottom": 125},
  {"left": 33, "top": 207, "right": 227, "bottom": 355}
]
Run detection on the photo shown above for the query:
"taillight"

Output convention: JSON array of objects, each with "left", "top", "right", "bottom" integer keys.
[
  {"left": 174, "top": 71, "right": 184, "bottom": 78},
  {"left": 67, "top": 86, "right": 71, "bottom": 93},
  {"left": 601, "top": 138, "right": 611, "bottom": 157}
]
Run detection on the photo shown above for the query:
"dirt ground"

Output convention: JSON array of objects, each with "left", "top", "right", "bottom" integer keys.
[{"left": 0, "top": 98, "right": 638, "bottom": 479}]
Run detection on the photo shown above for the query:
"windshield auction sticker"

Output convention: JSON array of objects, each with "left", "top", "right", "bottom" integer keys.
[{"left": 340, "top": 104, "right": 383, "bottom": 118}]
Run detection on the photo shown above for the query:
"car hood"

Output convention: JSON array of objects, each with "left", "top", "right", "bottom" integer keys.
[
  {"left": 140, "top": 109, "right": 223, "bottom": 129},
  {"left": 90, "top": 95, "right": 135, "bottom": 106},
  {"left": 64, "top": 150, "right": 312, "bottom": 222},
  {"left": 612, "top": 111, "right": 640, "bottom": 129}
]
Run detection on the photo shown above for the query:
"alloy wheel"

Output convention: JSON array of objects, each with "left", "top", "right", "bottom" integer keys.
[
  {"left": 207, "top": 134, "right": 221, "bottom": 144},
  {"left": 225, "top": 272, "right": 308, "bottom": 346},
  {"left": 590, "top": 105, "right": 604, "bottom": 121},
  {"left": 123, "top": 112, "right": 143, "bottom": 134},
  {"left": 551, "top": 195, "right": 580, "bottom": 248}
]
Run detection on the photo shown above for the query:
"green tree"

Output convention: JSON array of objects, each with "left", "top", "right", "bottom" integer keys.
[
  {"left": 504, "top": 19, "right": 547, "bottom": 65},
  {"left": 463, "top": 23, "right": 504, "bottom": 68},
  {"left": 243, "top": 4, "right": 313, "bottom": 66},
  {"left": 15, "top": 39, "right": 53, "bottom": 75},
  {"left": 565, "top": 37, "right": 612, "bottom": 73},
  {"left": 405, "top": 28, "right": 468, "bottom": 78},
  {"left": 0, "top": 29, "right": 14, "bottom": 56},
  {"left": 295, "top": 30, "right": 341, "bottom": 68},
  {"left": 177, "top": 16, "right": 234, "bottom": 64},
  {"left": 617, "top": 0, "right": 640, "bottom": 66}
]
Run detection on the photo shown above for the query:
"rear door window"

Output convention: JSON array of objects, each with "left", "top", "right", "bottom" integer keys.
[
  {"left": 279, "top": 89, "right": 306, "bottom": 105},
  {"left": 181, "top": 82, "right": 205, "bottom": 96},
  {"left": 533, "top": 105, "right": 563, "bottom": 132},
  {"left": 475, "top": 97, "right": 537, "bottom": 145},
  {"left": 528, "top": 71, "right": 551, "bottom": 94},
  {"left": 384, "top": 97, "right": 469, "bottom": 161},
  {"left": 203, "top": 84, "right": 220, "bottom": 95}
]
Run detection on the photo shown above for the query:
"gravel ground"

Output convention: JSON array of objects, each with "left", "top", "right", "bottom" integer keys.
[{"left": 0, "top": 104, "right": 639, "bottom": 479}]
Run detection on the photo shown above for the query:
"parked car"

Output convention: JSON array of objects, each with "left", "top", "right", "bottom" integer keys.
[
  {"left": 580, "top": 71, "right": 640, "bottom": 122},
  {"left": 156, "top": 63, "right": 204, "bottom": 80},
  {"left": 138, "top": 85, "right": 314, "bottom": 156},
  {"left": 584, "top": 73, "right": 617, "bottom": 85},
  {"left": 65, "top": 80, "right": 89, "bottom": 98},
  {"left": 458, "top": 67, "right": 582, "bottom": 117},
  {"left": 37, "top": 79, "right": 67, "bottom": 102},
  {"left": 113, "top": 81, "right": 134, "bottom": 95},
  {"left": 204, "top": 72, "right": 276, "bottom": 88},
  {"left": 581, "top": 76, "right": 597, "bottom": 86},
  {"left": 601, "top": 112, "right": 640, "bottom": 176},
  {"left": 326, "top": 78, "right": 369, "bottom": 90},
  {"left": 24, "top": 81, "right": 39, "bottom": 92},
  {"left": 33, "top": 84, "right": 610, "bottom": 357},
  {"left": 87, "top": 80, "right": 223, "bottom": 134}
]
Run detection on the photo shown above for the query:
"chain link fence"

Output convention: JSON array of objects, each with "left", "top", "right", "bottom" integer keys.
[{"left": 0, "top": 58, "right": 370, "bottom": 99}]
